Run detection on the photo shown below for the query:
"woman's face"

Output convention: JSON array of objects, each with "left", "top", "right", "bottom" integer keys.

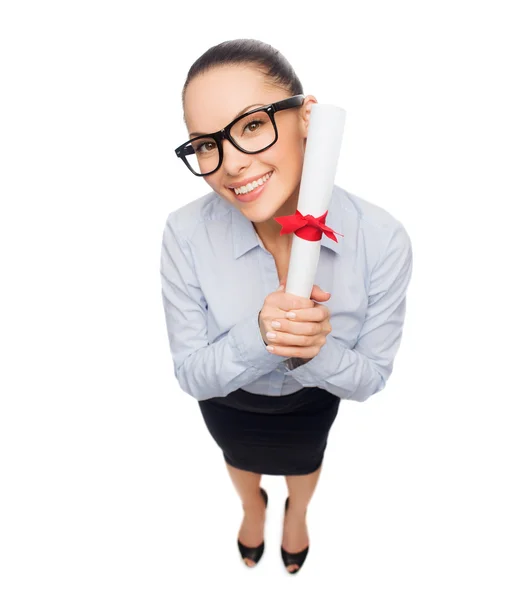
[{"left": 183, "top": 64, "right": 317, "bottom": 224}]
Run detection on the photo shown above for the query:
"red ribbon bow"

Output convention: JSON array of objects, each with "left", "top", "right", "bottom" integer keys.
[{"left": 274, "top": 209, "right": 344, "bottom": 243}]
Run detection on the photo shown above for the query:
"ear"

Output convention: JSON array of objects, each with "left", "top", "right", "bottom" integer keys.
[{"left": 300, "top": 95, "right": 318, "bottom": 138}]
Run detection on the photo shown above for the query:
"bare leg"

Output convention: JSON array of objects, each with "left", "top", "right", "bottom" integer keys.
[
  {"left": 225, "top": 461, "right": 266, "bottom": 567},
  {"left": 282, "top": 463, "right": 323, "bottom": 572}
]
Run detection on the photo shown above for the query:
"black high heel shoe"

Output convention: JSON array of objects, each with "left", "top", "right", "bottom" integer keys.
[
  {"left": 281, "top": 496, "right": 309, "bottom": 574},
  {"left": 237, "top": 487, "right": 268, "bottom": 567}
]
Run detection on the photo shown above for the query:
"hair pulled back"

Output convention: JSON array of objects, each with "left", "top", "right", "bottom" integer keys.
[{"left": 181, "top": 38, "right": 304, "bottom": 109}]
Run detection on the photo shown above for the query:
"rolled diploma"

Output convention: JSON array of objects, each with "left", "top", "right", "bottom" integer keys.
[{"left": 283, "top": 103, "right": 346, "bottom": 298}]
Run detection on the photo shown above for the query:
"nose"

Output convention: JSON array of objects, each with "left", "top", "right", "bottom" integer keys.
[{"left": 220, "top": 137, "right": 251, "bottom": 175}]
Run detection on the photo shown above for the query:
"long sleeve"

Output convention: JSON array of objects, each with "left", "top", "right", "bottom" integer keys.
[
  {"left": 160, "top": 218, "right": 285, "bottom": 401},
  {"left": 285, "top": 223, "right": 413, "bottom": 402}
]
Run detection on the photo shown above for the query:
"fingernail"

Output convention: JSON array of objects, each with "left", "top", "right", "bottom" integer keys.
[
  {"left": 266, "top": 332, "right": 277, "bottom": 339},
  {"left": 266, "top": 345, "right": 275, "bottom": 352},
  {"left": 277, "top": 284, "right": 284, "bottom": 291},
  {"left": 286, "top": 312, "right": 296, "bottom": 319}
]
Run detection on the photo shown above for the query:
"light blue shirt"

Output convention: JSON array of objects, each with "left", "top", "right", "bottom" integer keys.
[{"left": 160, "top": 184, "right": 413, "bottom": 402}]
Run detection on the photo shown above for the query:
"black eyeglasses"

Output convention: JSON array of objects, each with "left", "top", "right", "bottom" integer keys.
[{"left": 175, "top": 94, "right": 305, "bottom": 176}]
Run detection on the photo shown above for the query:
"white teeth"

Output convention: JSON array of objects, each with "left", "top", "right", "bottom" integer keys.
[{"left": 234, "top": 171, "right": 272, "bottom": 195}]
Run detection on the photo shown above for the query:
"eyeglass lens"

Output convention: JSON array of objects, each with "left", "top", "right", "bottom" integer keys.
[{"left": 184, "top": 110, "right": 276, "bottom": 175}]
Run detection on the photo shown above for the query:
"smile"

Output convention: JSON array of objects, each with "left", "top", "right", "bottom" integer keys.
[{"left": 234, "top": 171, "right": 273, "bottom": 195}]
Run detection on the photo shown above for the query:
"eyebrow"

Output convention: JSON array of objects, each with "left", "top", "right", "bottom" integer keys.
[{"left": 188, "top": 103, "right": 265, "bottom": 137}]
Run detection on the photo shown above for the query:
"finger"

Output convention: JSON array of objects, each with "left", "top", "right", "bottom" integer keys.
[
  {"left": 276, "top": 293, "right": 315, "bottom": 312},
  {"left": 277, "top": 274, "right": 288, "bottom": 290},
  {"left": 312, "top": 284, "right": 330, "bottom": 294},
  {"left": 279, "top": 282, "right": 330, "bottom": 299},
  {"left": 266, "top": 342, "right": 313, "bottom": 358},
  {"left": 269, "top": 317, "right": 323, "bottom": 337},
  {"left": 310, "top": 284, "right": 331, "bottom": 300},
  {"left": 283, "top": 304, "right": 330, "bottom": 322},
  {"left": 265, "top": 330, "right": 314, "bottom": 347}
]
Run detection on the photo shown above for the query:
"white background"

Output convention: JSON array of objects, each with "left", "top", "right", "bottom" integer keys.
[{"left": 1, "top": 1, "right": 527, "bottom": 598}]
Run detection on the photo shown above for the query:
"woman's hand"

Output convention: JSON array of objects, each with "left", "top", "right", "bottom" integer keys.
[{"left": 264, "top": 276, "right": 332, "bottom": 360}]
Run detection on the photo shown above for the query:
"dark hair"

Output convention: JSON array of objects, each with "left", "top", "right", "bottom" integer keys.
[{"left": 181, "top": 38, "right": 304, "bottom": 110}]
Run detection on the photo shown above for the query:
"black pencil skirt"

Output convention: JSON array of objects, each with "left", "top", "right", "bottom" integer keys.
[{"left": 197, "top": 386, "right": 341, "bottom": 476}]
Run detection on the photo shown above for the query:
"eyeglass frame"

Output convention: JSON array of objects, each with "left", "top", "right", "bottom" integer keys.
[{"left": 174, "top": 94, "right": 305, "bottom": 176}]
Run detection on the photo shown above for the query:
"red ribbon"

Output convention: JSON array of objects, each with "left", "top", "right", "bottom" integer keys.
[{"left": 274, "top": 209, "right": 344, "bottom": 243}]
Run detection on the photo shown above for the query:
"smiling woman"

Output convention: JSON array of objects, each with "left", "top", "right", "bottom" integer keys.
[
  {"left": 161, "top": 38, "right": 413, "bottom": 573},
  {"left": 179, "top": 45, "right": 314, "bottom": 253}
]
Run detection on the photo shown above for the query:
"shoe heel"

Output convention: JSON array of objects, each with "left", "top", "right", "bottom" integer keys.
[{"left": 281, "top": 496, "right": 309, "bottom": 574}]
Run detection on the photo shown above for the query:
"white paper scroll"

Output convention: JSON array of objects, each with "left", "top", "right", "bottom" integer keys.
[{"left": 283, "top": 103, "right": 346, "bottom": 298}]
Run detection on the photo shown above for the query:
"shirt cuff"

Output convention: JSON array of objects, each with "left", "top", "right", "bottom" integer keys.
[
  {"left": 284, "top": 334, "right": 342, "bottom": 384},
  {"left": 230, "top": 310, "right": 286, "bottom": 371}
]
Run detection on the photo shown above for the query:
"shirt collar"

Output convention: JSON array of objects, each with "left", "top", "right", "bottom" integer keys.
[{"left": 229, "top": 184, "right": 344, "bottom": 259}]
